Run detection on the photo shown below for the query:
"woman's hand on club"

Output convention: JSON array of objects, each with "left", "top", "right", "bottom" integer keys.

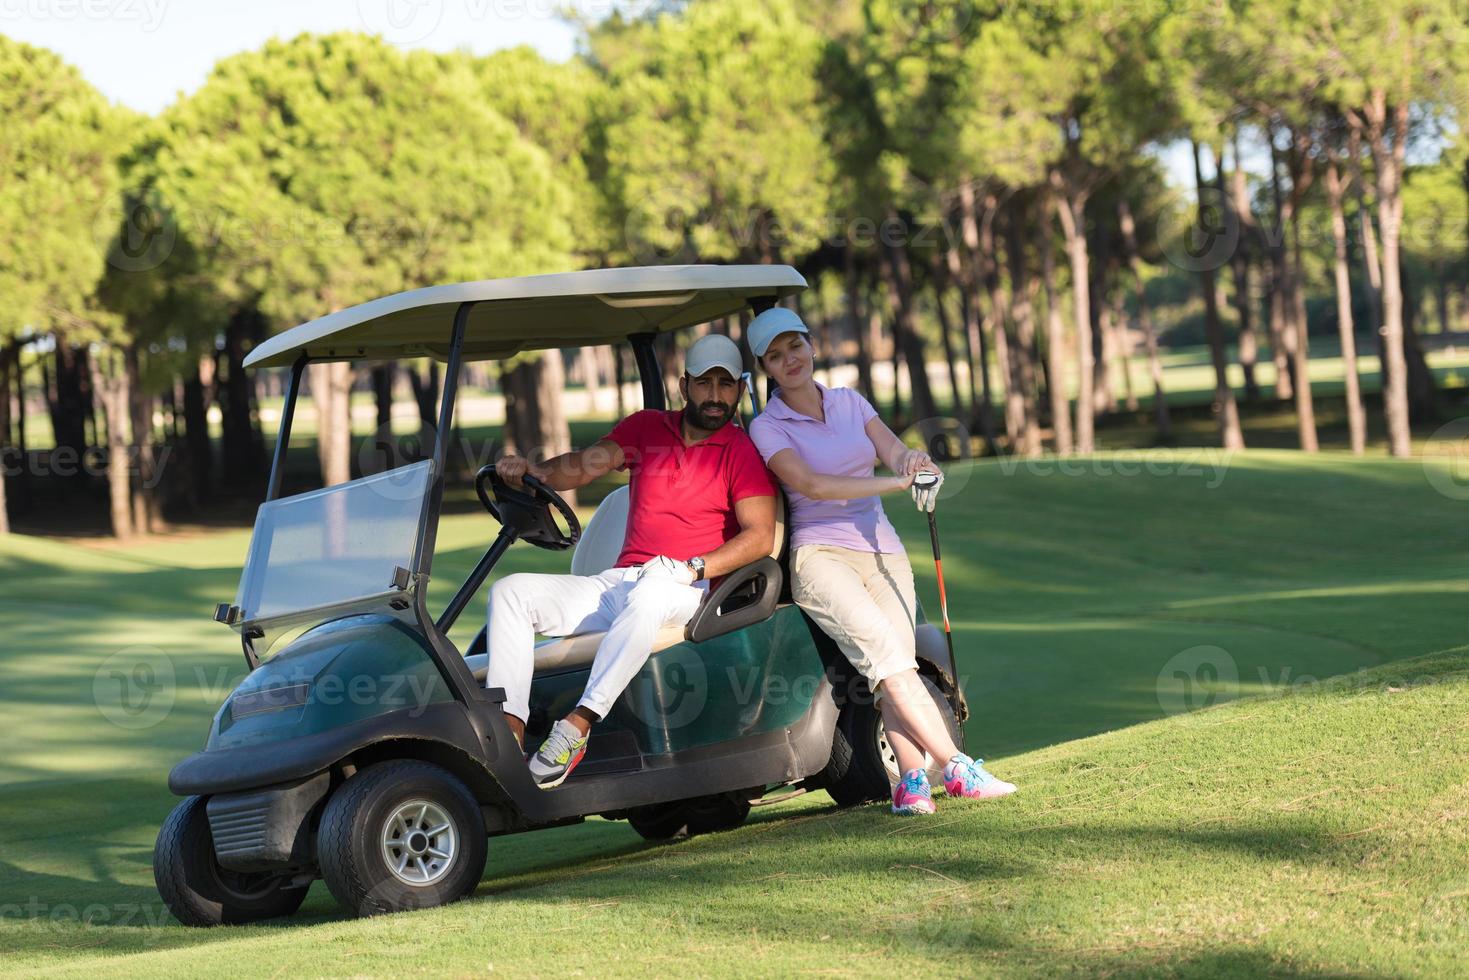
[
  {"left": 897, "top": 448, "right": 933, "bottom": 477},
  {"left": 910, "top": 467, "right": 944, "bottom": 513}
]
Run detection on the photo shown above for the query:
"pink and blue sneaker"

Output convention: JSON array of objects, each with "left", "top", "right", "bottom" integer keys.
[
  {"left": 892, "top": 768, "right": 937, "bottom": 815},
  {"left": 942, "top": 754, "right": 1017, "bottom": 800}
]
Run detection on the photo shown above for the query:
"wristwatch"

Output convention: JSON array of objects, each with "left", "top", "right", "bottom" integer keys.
[{"left": 686, "top": 556, "right": 706, "bottom": 581}]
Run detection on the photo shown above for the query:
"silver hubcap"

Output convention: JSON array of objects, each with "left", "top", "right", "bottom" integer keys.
[
  {"left": 380, "top": 799, "right": 457, "bottom": 886},
  {"left": 878, "top": 722, "right": 900, "bottom": 782}
]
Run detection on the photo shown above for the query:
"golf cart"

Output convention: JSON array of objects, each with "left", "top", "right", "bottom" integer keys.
[{"left": 153, "top": 265, "right": 969, "bottom": 925}]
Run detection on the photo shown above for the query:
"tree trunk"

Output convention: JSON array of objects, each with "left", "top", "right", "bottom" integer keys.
[
  {"left": 1091, "top": 272, "right": 1116, "bottom": 416},
  {"left": 1004, "top": 205, "right": 1043, "bottom": 455},
  {"left": 407, "top": 362, "right": 440, "bottom": 461},
  {"left": 373, "top": 364, "right": 394, "bottom": 433},
  {"left": 1110, "top": 286, "right": 1137, "bottom": 412},
  {"left": 1284, "top": 129, "right": 1319, "bottom": 452},
  {"left": 47, "top": 343, "right": 90, "bottom": 467},
  {"left": 1193, "top": 143, "right": 1246, "bottom": 450},
  {"left": 1399, "top": 257, "right": 1439, "bottom": 417},
  {"left": 879, "top": 217, "right": 938, "bottom": 421},
  {"left": 578, "top": 345, "right": 602, "bottom": 415},
  {"left": 979, "top": 195, "right": 1021, "bottom": 451},
  {"left": 0, "top": 343, "right": 10, "bottom": 534},
  {"left": 90, "top": 346, "right": 133, "bottom": 539},
  {"left": 309, "top": 361, "right": 354, "bottom": 488},
  {"left": 1367, "top": 93, "right": 1412, "bottom": 456},
  {"left": 955, "top": 182, "right": 1003, "bottom": 451},
  {"left": 613, "top": 343, "right": 627, "bottom": 418},
  {"left": 1325, "top": 154, "right": 1367, "bottom": 456},
  {"left": 944, "top": 241, "right": 997, "bottom": 453},
  {"left": 125, "top": 345, "right": 155, "bottom": 534},
  {"left": 1117, "top": 198, "right": 1172, "bottom": 441},
  {"left": 845, "top": 246, "right": 877, "bottom": 405},
  {"left": 1227, "top": 133, "right": 1262, "bottom": 401},
  {"left": 1040, "top": 197, "right": 1074, "bottom": 454},
  {"left": 501, "top": 352, "right": 576, "bottom": 507},
  {"left": 218, "top": 309, "right": 263, "bottom": 484},
  {"left": 182, "top": 363, "right": 211, "bottom": 505},
  {"left": 1049, "top": 169, "right": 1095, "bottom": 453},
  {"left": 1266, "top": 134, "right": 1297, "bottom": 400},
  {"left": 930, "top": 254, "right": 965, "bottom": 416}
]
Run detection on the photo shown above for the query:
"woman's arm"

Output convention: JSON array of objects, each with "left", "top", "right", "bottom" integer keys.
[
  {"left": 865, "top": 417, "right": 936, "bottom": 476},
  {"left": 766, "top": 447, "right": 911, "bottom": 501}
]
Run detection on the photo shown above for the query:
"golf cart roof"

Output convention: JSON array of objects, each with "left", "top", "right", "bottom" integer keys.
[{"left": 243, "top": 264, "right": 807, "bottom": 369}]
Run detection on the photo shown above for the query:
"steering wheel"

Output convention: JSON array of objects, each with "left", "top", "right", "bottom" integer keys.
[{"left": 475, "top": 464, "right": 582, "bottom": 551}]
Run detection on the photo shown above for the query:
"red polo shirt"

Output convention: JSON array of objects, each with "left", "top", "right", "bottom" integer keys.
[{"left": 603, "top": 410, "right": 775, "bottom": 568}]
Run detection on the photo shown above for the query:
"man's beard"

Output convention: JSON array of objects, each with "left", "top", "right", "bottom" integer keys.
[{"left": 684, "top": 400, "right": 734, "bottom": 432}]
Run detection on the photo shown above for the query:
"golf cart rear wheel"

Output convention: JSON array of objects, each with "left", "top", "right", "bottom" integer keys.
[
  {"left": 153, "top": 795, "right": 309, "bottom": 927},
  {"left": 822, "top": 674, "right": 959, "bottom": 807},
  {"left": 317, "top": 760, "right": 486, "bottom": 917},
  {"left": 626, "top": 792, "right": 752, "bottom": 841}
]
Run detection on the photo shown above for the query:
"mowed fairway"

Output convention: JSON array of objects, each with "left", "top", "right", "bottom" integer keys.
[{"left": 2, "top": 450, "right": 1467, "bottom": 976}]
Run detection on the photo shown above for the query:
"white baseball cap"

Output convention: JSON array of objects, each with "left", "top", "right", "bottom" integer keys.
[
  {"left": 747, "top": 307, "right": 809, "bottom": 357},
  {"left": 684, "top": 333, "right": 744, "bottom": 379}
]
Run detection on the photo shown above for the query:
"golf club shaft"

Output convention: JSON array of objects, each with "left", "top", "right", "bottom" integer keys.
[
  {"left": 927, "top": 508, "right": 966, "bottom": 753},
  {"left": 927, "top": 511, "right": 954, "bottom": 653}
]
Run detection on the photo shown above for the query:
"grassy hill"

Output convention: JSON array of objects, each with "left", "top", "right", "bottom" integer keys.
[{"left": 1, "top": 450, "right": 1466, "bottom": 976}]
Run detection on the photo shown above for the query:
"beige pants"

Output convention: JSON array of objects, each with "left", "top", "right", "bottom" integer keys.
[{"left": 791, "top": 544, "right": 918, "bottom": 686}]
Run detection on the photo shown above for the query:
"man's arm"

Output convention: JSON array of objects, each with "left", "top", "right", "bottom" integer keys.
[
  {"left": 697, "top": 493, "right": 777, "bottom": 579},
  {"left": 496, "top": 438, "right": 624, "bottom": 492}
]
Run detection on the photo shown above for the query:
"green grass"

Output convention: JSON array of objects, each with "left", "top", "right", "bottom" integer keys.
[{"left": 2, "top": 451, "right": 1467, "bottom": 976}]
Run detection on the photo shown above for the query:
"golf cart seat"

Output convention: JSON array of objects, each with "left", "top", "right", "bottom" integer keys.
[{"left": 465, "top": 484, "right": 785, "bottom": 682}]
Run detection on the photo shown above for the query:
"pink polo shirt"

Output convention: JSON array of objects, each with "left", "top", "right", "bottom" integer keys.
[
  {"left": 748, "top": 385, "right": 903, "bottom": 555},
  {"left": 603, "top": 410, "right": 776, "bottom": 568}
]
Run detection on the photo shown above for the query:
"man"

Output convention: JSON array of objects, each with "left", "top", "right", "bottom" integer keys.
[{"left": 486, "top": 333, "right": 777, "bottom": 789}]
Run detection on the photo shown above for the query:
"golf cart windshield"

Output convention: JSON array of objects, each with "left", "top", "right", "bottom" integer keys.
[{"left": 233, "top": 461, "right": 431, "bottom": 632}]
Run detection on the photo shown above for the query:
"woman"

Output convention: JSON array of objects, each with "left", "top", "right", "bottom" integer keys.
[{"left": 746, "top": 308, "right": 1016, "bottom": 815}]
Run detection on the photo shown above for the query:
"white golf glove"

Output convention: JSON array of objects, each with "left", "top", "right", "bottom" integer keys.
[
  {"left": 910, "top": 470, "right": 943, "bottom": 513},
  {"left": 637, "top": 555, "right": 695, "bottom": 586}
]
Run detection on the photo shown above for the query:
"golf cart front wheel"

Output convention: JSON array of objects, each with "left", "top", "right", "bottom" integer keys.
[
  {"left": 153, "top": 795, "right": 310, "bottom": 927},
  {"left": 317, "top": 760, "right": 487, "bottom": 917},
  {"left": 626, "top": 792, "right": 751, "bottom": 841}
]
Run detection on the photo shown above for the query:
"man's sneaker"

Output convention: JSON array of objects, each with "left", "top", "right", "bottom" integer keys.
[
  {"left": 528, "top": 719, "right": 589, "bottom": 790},
  {"left": 892, "top": 768, "right": 937, "bottom": 815},
  {"left": 942, "top": 754, "right": 1017, "bottom": 800}
]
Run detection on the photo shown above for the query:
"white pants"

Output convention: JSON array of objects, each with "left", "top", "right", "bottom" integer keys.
[{"left": 485, "top": 566, "right": 707, "bottom": 723}]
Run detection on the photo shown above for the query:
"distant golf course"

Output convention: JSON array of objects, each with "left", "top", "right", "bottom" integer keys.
[{"left": 3, "top": 448, "right": 1466, "bottom": 976}]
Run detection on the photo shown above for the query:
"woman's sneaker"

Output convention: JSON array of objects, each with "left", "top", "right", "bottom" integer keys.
[
  {"left": 942, "top": 754, "right": 1017, "bottom": 800},
  {"left": 892, "top": 768, "right": 937, "bottom": 815},
  {"left": 528, "top": 719, "right": 589, "bottom": 790}
]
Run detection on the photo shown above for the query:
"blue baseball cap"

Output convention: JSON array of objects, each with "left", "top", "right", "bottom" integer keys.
[{"left": 747, "top": 307, "right": 809, "bottom": 358}]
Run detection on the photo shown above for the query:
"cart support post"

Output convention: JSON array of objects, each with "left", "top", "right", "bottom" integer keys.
[
  {"left": 265, "top": 355, "right": 308, "bottom": 502},
  {"left": 413, "top": 301, "right": 474, "bottom": 578},
  {"left": 629, "top": 333, "right": 665, "bottom": 411}
]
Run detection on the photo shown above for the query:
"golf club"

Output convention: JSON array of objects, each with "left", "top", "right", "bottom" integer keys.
[{"left": 913, "top": 471, "right": 965, "bottom": 752}]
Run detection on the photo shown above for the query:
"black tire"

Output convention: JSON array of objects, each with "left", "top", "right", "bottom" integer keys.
[
  {"left": 153, "top": 795, "right": 310, "bottom": 927},
  {"left": 316, "top": 761, "right": 487, "bottom": 918},
  {"left": 820, "top": 674, "right": 961, "bottom": 807},
  {"left": 627, "top": 792, "right": 752, "bottom": 842}
]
